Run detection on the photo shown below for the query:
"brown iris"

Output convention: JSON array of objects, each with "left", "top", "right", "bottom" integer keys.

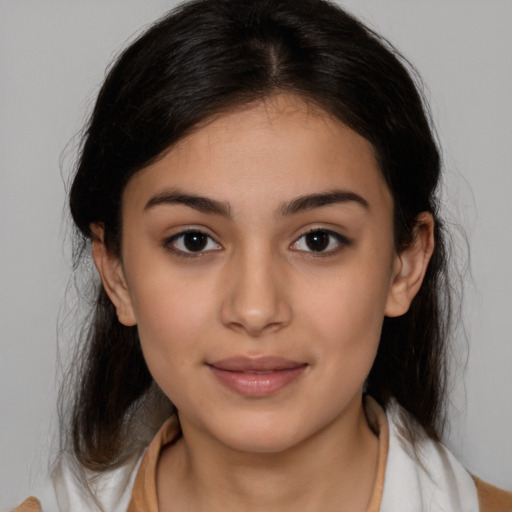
[
  {"left": 305, "top": 231, "right": 330, "bottom": 251},
  {"left": 183, "top": 232, "right": 208, "bottom": 251}
]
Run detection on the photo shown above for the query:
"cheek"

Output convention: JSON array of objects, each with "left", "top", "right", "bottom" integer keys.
[
  {"left": 129, "top": 254, "right": 218, "bottom": 329},
  {"left": 300, "top": 261, "right": 391, "bottom": 371},
  {"left": 128, "top": 271, "right": 217, "bottom": 382}
]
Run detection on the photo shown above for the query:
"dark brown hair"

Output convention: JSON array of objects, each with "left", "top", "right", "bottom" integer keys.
[{"left": 65, "top": 0, "right": 450, "bottom": 471}]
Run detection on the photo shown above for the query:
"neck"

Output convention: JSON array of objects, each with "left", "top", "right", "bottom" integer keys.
[{"left": 157, "top": 397, "right": 380, "bottom": 512}]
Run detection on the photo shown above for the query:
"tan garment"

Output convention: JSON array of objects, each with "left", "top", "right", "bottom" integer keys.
[
  {"left": 472, "top": 477, "right": 512, "bottom": 512},
  {"left": 13, "top": 399, "right": 512, "bottom": 511},
  {"left": 12, "top": 497, "right": 41, "bottom": 512},
  {"left": 126, "top": 397, "right": 389, "bottom": 512},
  {"left": 13, "top": 480, "right": 512, "bottom": 512}
]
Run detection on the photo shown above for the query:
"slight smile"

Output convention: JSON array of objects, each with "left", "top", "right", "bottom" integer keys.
[{"left": 207, "top": 356, "right": 308, "bottom": 396}]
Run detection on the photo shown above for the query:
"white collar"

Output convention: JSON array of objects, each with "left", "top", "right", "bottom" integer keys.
[
  {"left": 51, "top": 400, "right": 480, "bottom": 512},
  {"left": 380, "top": 401, "right": 479, "bottom": 512}
]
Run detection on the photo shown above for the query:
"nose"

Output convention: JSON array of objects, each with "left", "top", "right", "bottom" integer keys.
[{"left": 220, "top": 247, "right": 292, "bottom": 337}]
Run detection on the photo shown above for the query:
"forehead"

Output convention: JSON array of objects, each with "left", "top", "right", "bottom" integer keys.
[{"left": 123, "top": 94, "right": 392, "bottom": 216}]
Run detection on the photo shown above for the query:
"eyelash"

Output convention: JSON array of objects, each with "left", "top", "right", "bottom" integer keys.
[
  {"left": 164, "top": 229, "right": 222, "bottom": 258},
  {"left": 290, "top": 229, "right": 352, "bottom": 257},
  {"left": 163, "top": 228, "right": 351, "bottom": 258}
]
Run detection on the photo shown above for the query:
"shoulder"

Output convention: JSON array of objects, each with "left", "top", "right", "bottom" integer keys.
[
  {"left": 381, "top": 400, "right": 478, "bottom": 511},
  {"left": 472, "top": 476, "right": 512, "bottom": 512},
  {"left": 12, "top": 497, "right": 42, "bottom": 512},
  {"left": 14, "top": 417, "right": 180, "bottom": 512},
  {"left": 380, "top": 399, "right": 512, "bottom": 512},
  {"left": 11, "top": 477, "right": 58, "bottom": 511},
  {"left": 50, "top": 450, "right": 144, "bottom": 512},
  {"left": 12, "top": 453, "right": 144, "bottom": 512}
]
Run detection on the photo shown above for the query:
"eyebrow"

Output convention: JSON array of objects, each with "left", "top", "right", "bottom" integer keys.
[
  {"left": 144, "top": 189, "right": 368, "bottom": 217},
  {"left": 144, "top": 190, "right": 231, "bottom": 216},
  {"left": 278, "top": 190, "right": 369, "bottom": 217}
]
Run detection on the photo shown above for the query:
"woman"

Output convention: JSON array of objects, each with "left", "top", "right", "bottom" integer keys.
[{"left": 15, "top": 0, "right": 512, "bottom": 510}]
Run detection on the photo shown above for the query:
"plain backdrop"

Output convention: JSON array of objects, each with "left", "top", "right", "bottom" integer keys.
[{"left": 1, "top": 0, "right": 511, "bottom": 508}]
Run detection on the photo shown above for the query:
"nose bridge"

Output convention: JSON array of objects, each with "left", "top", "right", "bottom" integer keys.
[{"left": 220, "top": 241, "right": 291, "bottom": 335}]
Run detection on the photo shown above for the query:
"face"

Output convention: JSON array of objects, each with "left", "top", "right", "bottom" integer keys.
[{"left": 98, "top": 94, "right": 424, "bottom": 454}]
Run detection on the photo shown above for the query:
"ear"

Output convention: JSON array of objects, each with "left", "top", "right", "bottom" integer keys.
[
  {"left": 90, "top": 223, "right": 137, "bottom": 326},
  {"left": 385, "top": 212, "right": 435, "bottom": 317}
]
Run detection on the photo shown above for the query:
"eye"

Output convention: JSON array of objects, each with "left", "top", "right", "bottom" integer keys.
[
  {"left": 166, "top": 230, "right": 222, "bottom": 255},
  {"left": 290, "top": 229, "right": 350, "bottom": 254}
]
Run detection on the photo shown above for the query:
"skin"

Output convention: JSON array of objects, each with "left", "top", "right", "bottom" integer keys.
[{"left": 93, "top": 94, "right": 434, "bottom": 511}]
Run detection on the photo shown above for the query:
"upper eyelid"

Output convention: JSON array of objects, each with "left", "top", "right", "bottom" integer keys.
[
  {"left": 292, "top": 227, "right": 351, "bottom": 243},
  {"left": 169, "top": 227, "right": 215, "bottom": 236},
  {"left": 165, "top": 226, "right": 220, "bottom": 242}
]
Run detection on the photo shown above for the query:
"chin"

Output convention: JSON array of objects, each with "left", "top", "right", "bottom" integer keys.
[
  {"left": 222, "top": 431, "right": 303, "bottom": 454},
  {"left": 207, "top": 410, "right": 315, "bottom": 454}
]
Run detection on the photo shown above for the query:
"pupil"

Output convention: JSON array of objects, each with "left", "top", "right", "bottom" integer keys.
[
  {"left": 184, "top": 232, "right": 207, "bottom": 251},
  {"left": 306, "top": 231, "right": 329, "bottom": 251}
]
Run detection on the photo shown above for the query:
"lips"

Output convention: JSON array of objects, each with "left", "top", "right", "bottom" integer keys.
[{"left": 207, "top": 356, "right": 307, "bottom": 396}]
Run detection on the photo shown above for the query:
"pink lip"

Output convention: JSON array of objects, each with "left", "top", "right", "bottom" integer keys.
[{"left": 207, "top": 356, "right": 307, "bottom": 396}]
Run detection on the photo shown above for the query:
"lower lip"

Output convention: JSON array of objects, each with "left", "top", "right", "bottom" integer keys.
[{"left": 208, "top": 365, "right": 307, "bottom": 396}]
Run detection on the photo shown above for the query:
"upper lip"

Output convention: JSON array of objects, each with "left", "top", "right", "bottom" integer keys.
[{"left": 207, "top": 356, "right": 306, "bottom": 372}]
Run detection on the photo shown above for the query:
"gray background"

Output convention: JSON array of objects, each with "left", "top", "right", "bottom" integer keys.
[{"left": 1, "top": 0, "right": 511, "bottom": 507}]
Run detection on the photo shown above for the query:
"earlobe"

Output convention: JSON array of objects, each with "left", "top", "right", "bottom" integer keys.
[
  {"left": 90, "top": 223, "right": 137, "bottom": 326},
  {"left": 385, "top": 212, "right": 435, "bottom": 318}
]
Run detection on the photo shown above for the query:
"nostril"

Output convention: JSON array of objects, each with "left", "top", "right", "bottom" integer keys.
[
  {"left": 220, "top": 295, "right": 292, "bottom": 336},
  {"left": 229, "top": 322, "right": 285, "bottom": 338}
]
